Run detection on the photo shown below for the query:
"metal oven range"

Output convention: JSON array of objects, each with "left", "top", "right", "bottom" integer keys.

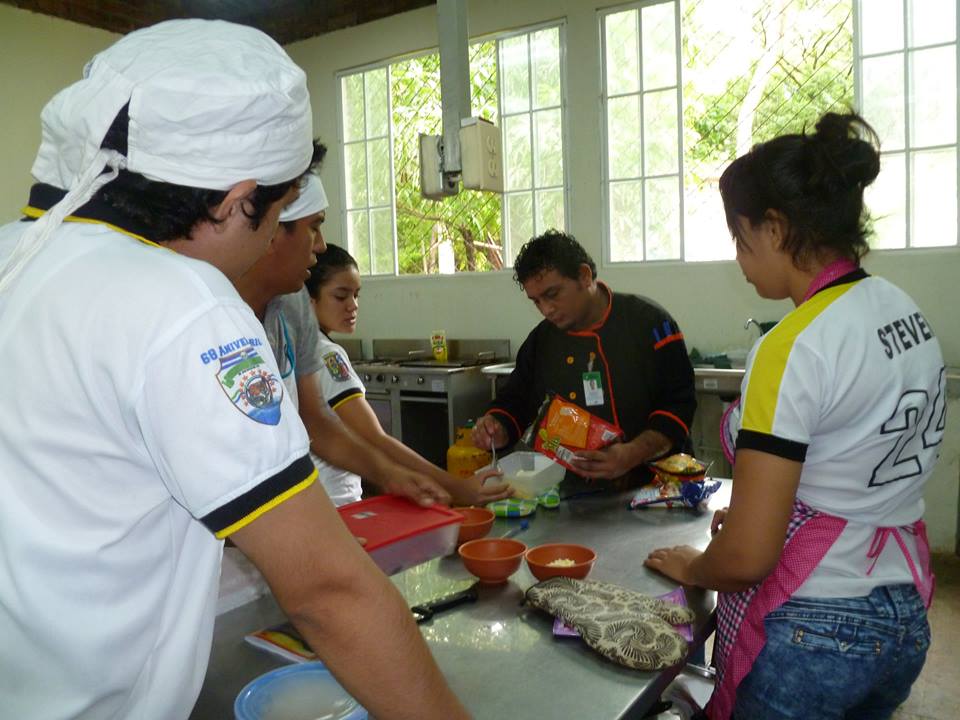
[{"left": 354, "top": 339, "right": 510, "bottom": 468}]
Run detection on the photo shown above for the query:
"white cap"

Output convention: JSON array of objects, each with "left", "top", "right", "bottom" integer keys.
[
  {"left": 279, "top": 174, "right": 328, "bottom": 222},
  {"left": 0, "top": 19, "right": 313, "bottom": 293}
]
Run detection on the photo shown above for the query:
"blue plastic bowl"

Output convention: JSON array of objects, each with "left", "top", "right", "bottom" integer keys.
[{"left": 234, "top": 662, "right": 368, "bottom": 720}]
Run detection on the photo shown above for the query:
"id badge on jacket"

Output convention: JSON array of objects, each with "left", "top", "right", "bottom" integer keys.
[{"left": 582, "top": 371, "right": 604, "bottom": 406}]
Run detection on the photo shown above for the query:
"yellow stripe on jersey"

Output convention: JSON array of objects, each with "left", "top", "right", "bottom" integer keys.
[
  {"left": 21, "top": 205, "right": 166, "bottom": 250},
  {"left": 215, "top": 468, "right": 318, "bottom": 539},
  {"left": 741, "top": 281, "right": 861, "bottom": 435},
  {"left": 331, "top": 391, "right": 364, "bottom": 410}
]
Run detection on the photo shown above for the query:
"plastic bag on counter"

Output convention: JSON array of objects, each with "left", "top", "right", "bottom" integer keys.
[
  {"left": 533, "top": 395, "right": 623, "bottom": 472},
  {"left": 630, "top": 477, "right": 721, "bottom": 510}
]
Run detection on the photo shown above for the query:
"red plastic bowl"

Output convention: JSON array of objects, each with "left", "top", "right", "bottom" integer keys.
[
  {"left": 453, "top": 507, "right": 495, "bottom": 544},
  {"left": 458, "top": 538, "right": 527, "bottom": 584},
  {"left": 525, "top": 543, "right": 597, "bottom": 581}
]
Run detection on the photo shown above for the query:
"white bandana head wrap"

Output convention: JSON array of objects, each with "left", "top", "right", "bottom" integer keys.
[
  {"left": 279, "top": 174, "right": 328, "bottom": 222},
  {"left": 0, "top": 18, "right": 313, "bottom": 293}
]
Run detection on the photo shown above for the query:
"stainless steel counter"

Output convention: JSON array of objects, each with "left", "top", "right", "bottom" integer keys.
[{"left": 190, "top": 482, "right": 730, "bottom": 720}]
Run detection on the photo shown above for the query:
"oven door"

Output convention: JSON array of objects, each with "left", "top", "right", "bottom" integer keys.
[
  {"left": 365, "top": 390, "right": 397, "bottom": 439},
  {"left": 399, "top": 392, "right": 449, "bottom": 469}
]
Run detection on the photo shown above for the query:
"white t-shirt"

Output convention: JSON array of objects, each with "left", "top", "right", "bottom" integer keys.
[
  {"left": 0, "top": 219, "right": 315, "bottom": 719},
  {"left": 310, "top": 331, "right": 366, "bottom": 506},
  {"left": 731, "top": 272, "right": 945, "bottom": 597}
]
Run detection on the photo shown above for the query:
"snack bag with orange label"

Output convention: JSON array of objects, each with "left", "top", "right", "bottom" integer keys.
[{"left": 533, "top": 395, "right": 623, "bottom": 471}]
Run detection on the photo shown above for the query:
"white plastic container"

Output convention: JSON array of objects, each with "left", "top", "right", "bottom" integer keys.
[{"left": 496, "top": 452, "right": 565, "bottom": 499}]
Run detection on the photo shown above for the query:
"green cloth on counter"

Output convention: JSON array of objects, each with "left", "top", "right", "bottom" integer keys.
[{"left": 488, "top": 485, "right": 560, "bottom": 517}]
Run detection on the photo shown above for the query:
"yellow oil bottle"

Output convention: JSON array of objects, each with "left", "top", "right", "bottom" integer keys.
[{"left": 446, "top": 421, "right": 492, "bottom": 478}]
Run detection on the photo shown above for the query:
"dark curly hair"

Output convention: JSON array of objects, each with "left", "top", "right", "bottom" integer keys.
[
  {"left": 719, "top": 111, "right": 881, "bottom": 267},
  {"left": 95, "top": 104, "right": 324, "bottom": 242},
  {"left": 513, "top": 229, "right": 597, "bottom": 286},
  {"left": 305, "top": 244, "right": 359, "bottom": 299}
]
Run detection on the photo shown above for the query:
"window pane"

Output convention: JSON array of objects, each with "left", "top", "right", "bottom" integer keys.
[
  {"left": 506, "top": 192, "right": 533, "bottom": 255},
  {"left": 501, "top": 35, "right": 530, "bottom": 114},
  {"left": 365, "top": 69, "right": 389, "bottom": 138},
  {"left": 368, "top": 138, "right": 391, "bottom": 205},
  {"left": 642, "top": 1, "right": 676, "bottom": 88},
  {"left": 371, "top": 208, "right": 395, "bottom": 273},
  {"left": 532, "top": 28, "right": 561, "bottom": 109},
  {"left": 910, "top": 0, "right": 956, "bottom": 46},
  {"left": 534, "top": 109, "right": 564, "bottom": 187},
  {"left": 607, "top": 95, "right": 641, "bottom": 180},
  {"left": 342, "top": 74, "right": 366, "bottom": 143},
  {"left": 645, "top": 176, "right": 680, "bottom": 260},
  {"left": 860, "top": 0, "right": 903, "bottom": 55},
  {"left": 911, "top": 148, "right": 958, "bottom": 247},
  {"left": 643, "top": 89, "right": 679, "bottom": 175},
  {"left": 910, "top": 47, "right": 957, "bottom": 147},
  {"left": 504, "top": 115, "right": 532, "bottom": 190},
  {"left": 605, "top": 10, "right": 639, "bottom": 96},
  {"left": 683, "top": 186, "right": 731, "bottom": 262},
  {"left": 344, "top": 142, "right": 368, "bottom": 209},
  {"left": 866, "top": 152, "right": 907, "bottom": 249},
  {"left": 862, "top": 55, "right": 906, "bottom": 151},
  {"left": 609, "top": 180, "right": 644, "bottom": 262},
  {"left": 348, "top": 210, "right": 371, "bottom": 274},
  {"left": 536, "top": 188, "right": 565, "bottom": 234}
]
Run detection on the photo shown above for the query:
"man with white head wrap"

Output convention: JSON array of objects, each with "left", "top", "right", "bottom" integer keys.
[
  {"left": 237, "top": 169, "right": 455, "bottom": 505},
  {"left": 0, "top": 19, "right": 468, "bottom": 720}
]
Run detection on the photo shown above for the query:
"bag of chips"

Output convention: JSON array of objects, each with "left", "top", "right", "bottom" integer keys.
[{"left": 533, "top": 395, "right": 623, "bottom": 472}]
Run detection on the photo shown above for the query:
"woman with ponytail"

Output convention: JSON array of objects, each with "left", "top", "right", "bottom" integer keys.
[{"left": 646, "top": 113, "right": 944, "bottom": 719}]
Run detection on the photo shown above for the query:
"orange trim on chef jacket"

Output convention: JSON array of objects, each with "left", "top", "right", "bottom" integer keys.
[
  {"left": 653, "top": 332, "right": 684, "bottom": 350},
  {"left": 566, "top": 283, "right": 620, "bottom": 428},
  {"left": 489, "top": 407, "right": 522, "bottom": 438},
  {"left": 649, "top": 409, "right": 689, "bottom": 435}
]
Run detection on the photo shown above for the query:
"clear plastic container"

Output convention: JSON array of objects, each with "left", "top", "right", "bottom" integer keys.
[
  {"left": 496, "top": 451, "right": 565, "bottom": 499},
  {"left": 337, "top": 496, "right": 462, "bottom": 575}
]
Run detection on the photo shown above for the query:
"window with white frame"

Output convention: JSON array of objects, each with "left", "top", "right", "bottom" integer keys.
[
  {"left": 859, "top": 0, "right": 958, "bottom": 249},
  {"left": 338, "top": 23, "right": 566, "bottom": 276},
  {"left": 601, "top": 0, "right": 958, "bottom": 263}
]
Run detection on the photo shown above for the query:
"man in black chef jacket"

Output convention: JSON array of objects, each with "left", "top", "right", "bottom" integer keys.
[{"left": 473, "top": 230, "right": 696, "bottom": 487}]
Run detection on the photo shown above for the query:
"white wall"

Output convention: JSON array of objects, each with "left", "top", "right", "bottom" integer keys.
[
  {"left": 287, "top": 0, "right": 959, "bottom": 550},
  {"left": 0, "top": 5, "right": 118, "bottom": 222}
]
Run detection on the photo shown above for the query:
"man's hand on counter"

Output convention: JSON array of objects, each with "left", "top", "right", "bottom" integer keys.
[{"left": 471, "top": 414, "right": 508, "bottom": 450}]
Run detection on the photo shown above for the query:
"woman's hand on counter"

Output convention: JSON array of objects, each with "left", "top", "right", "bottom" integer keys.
[
  {"left": 379, "top": 467, "right": 452, "bottom": 507},
  {"left": 644, "top": 545, "right": 702, "bottom": 586},
  {"left": 446, "top": 468, "right": 514, "bottom": 506}
]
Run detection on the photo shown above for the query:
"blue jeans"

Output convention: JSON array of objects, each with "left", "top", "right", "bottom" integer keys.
[{"left": 732, "top": 584, "right": 930, "bottom": 720}]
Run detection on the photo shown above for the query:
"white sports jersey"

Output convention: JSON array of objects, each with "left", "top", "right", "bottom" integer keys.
[
  {"left": 311, "top": 332, "right": 365, "bottom": 506},
  {"left": 733, "top": 271, "right": 945, "bottom": 597},
  {"left": 0, "top": 218, "right": 316, "bottom": 718}
]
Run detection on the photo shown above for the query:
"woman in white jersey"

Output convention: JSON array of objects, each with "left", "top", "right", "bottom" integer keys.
[
  {"left": 304, "top": 243, "right": 513, "bottom": 507},
  {"left": 646, "top": 113, "right": 943, "bottom": 720}
]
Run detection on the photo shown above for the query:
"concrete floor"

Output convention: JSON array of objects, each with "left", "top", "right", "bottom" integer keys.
[{"left": 892, "top": 552, "right": 960, "bottom": 720}]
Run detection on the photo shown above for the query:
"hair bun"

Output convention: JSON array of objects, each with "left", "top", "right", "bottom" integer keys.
[{"left": 810, "top": 112, "right": 881, "bottom": 190}]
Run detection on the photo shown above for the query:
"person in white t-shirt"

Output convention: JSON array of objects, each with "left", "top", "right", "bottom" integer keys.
[
  {"left": 0, "top": 20, "right": 468, "bottom": 720},
  {"left": 645, "top": 113, "right": 944, "bottom": 720},
  {"left": 303, "top": 243, "right": 513, "bottom": 506}
]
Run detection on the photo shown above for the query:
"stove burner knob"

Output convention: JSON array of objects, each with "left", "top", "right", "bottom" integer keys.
[
  {"left": 376, "top": 374, "right": 385, "bottom": 383},
  {"left": 417, "top": 376, "right": 425, "bottom": 385},
  {"left": 391, "top": 375, "right": 401, "bottom": 384},
  {"left": 363, "top": 373, "right": 372, "bottom": 382}
]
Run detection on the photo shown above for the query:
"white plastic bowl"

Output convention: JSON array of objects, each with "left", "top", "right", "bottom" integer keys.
[
  {"left": 496, "top": 451, "right": 565, "bottom": 499},
  {"left": 234, "top": 662, "right": 367, "bottom": 720}
]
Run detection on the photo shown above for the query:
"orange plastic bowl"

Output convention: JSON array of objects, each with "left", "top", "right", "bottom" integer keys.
[
  {"left": 525, "top": 543, "right": 597, "bottom": 581},
  {"left": 453, "top": 507, "right": 495, "bottom": 544},
  {"left": 458, "top": 538, "right": 527, "bottom": 584}
]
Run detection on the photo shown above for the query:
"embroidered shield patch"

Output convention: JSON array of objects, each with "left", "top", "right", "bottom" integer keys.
[
  {"left": 216, "top": 346, "right": 283, "bottom": 425},
  {"left": 323, "top": 351, "right": 352, "bottom": 382}
]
